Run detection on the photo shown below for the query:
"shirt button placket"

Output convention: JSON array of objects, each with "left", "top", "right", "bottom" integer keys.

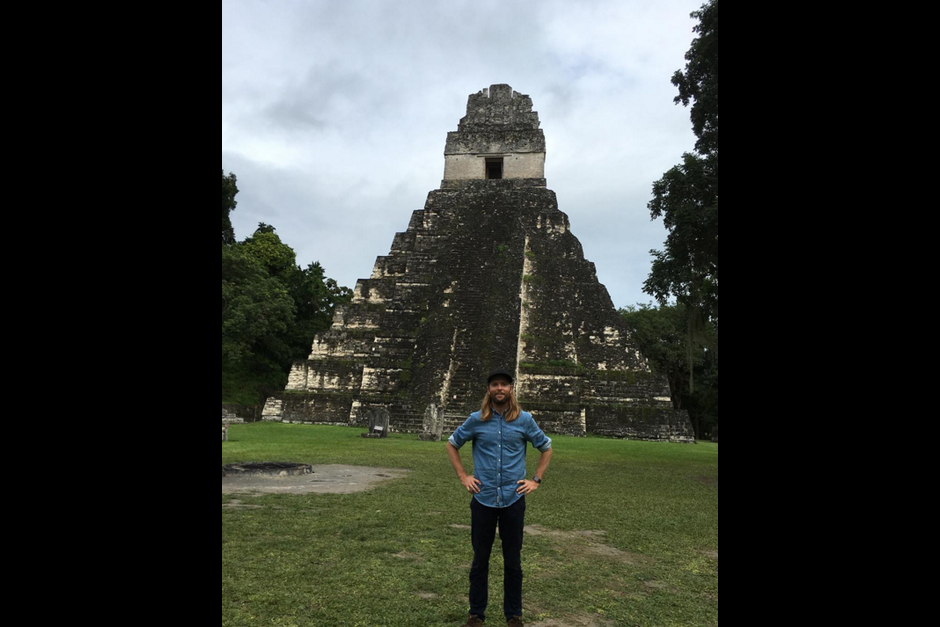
[{"left": 497, "top": 416, "right": 503, "bottom": 504}]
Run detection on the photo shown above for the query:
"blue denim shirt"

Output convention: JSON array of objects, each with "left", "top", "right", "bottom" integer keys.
[{"left": 448, "top": 408, "right": 552, "bottom": 508}]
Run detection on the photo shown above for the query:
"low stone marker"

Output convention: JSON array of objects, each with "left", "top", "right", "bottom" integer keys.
[
  {"left": 418, "top": 404, "right": 444, "bottom": 441},
  {"left": 362, "top": 407, "right": 390, "bottom": 438}
]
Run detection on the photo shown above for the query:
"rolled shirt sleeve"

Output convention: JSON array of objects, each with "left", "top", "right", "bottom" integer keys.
[
  {"left": 524, "top": 414, "right": 552, "bottom": 452},
  {"left": 448, "top": 416, "right": 475, "bottom": 449}
]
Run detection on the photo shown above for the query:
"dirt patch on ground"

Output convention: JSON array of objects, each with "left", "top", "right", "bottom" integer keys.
[
  {"left": 585, "top": 543, "right": 636, "bottom": 561},
  {"left": 643, "top": 580, "right": 676, "bottom": 592},
  {"left": 525, "top": 525, "right": 609, "bottom": 539},
  {"left": 704, "top": 550, "right": 718, "bottom": 560},
  {"left": 528, "top": 615, "right": 615, "bottom": 627},
  {"left": 221, "top": 464, "right": 409, "bottom": 495},
  {"left": 694, "top": 475, "right": 718, "bottom": 487},
  {"left": 221, "top": 499, "right": 263, "bottom": 509},
  {"left": 449, "top": 524, "right": 471, "bottom": 530},
  {"left": 525, "top": 525, "right": 648, "bottom": 565}
]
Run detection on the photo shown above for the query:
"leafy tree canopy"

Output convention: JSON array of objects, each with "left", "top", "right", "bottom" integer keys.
[
  {"left": 222, "top": 244, "right": 295, "bottom": 366},
  {"left": 673, "top": 0, "right": 718, "bottom": 158},
  {"left": 646, "top": 153, "right": 718, "bottom": 324},
  {"left": 222, "top": 170, "right": 238, "bottom": 245},
  {"left": 221, "top": 174, "right": 352, "bottom": 405},
  {"left": 621, "top": 303, "right": 718, "bottom": 439},
  {"left": 241, "top": 223, "right": 298, "bottom": 282},
  {"left": 645, "top": 0, "right": 718, "bottom": 327}
]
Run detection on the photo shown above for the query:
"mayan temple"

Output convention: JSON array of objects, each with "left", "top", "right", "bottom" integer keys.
[{"left": 262, "top": 84, "right": 694, "bottom": 442}]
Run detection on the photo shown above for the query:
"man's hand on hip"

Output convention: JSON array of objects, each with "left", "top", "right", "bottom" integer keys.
[
  {"left": 460, "top": 475, "right": 481, "bottom": 494},
  {"left": 516, "top": 479, "right": 539, "bottom": 495}
]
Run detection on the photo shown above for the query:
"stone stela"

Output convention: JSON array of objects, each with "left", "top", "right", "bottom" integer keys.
[
  {"left": 362, "top": 407, "right": 390, "bottom": 438},
  {"left": 263, "top": 84, "right": 694, "bottom": 442}
]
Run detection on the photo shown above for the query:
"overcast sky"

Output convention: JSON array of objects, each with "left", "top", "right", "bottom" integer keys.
[{"left": 222, "top": 0, "right": 703, "bottom": 310}]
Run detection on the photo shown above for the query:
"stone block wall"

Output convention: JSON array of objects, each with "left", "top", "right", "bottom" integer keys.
[
  {"left": 443, "top": 84, "right": 546, "bottom": 183},
  {"left": 263, "top": 181, "right": 693, "bottom": 441},
  {"left": 222, "top": 404, "right": 256, "bottom": 423}
]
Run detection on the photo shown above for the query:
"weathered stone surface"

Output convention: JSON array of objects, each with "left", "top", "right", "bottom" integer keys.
[
  {"left": 443, "top": 84, "right": 546, "bottom": 183},
  {"left": 362, "top": 406, "right": 390, "bottom": 438},
  {"left": 419, "top": 404, "right": 444, "bottom": 441},
  {"left": 263, "top": 85, "right": 694, "bottom": 442},
  {"left": 222, "top": 404, "right": 250, "bottom": 423}
]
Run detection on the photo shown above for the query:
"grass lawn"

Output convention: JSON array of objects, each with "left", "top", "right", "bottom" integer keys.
[{"left": 222, "top": 423, "right": 718, "bottom": 627}]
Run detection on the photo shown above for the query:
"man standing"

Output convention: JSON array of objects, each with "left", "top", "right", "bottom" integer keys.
[{"left": 446, "top": 368, "right": 554, "bottom": 627}]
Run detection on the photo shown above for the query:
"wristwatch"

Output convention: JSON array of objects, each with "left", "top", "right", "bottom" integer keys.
[{"left": 533, "top": 476, "right": 542, "bottom": 484}]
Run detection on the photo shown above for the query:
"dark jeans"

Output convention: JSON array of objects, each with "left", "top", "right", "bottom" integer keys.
[{"left": 469, "top": 495, "right": 526, "bottom": 621}]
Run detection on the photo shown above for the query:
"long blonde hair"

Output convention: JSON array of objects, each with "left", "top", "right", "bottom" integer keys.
[{"left": 480, "top": 386, "right": 521, "bottom": 422}]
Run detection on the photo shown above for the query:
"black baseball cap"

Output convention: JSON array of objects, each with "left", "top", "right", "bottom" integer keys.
[{"left": 487, "top": 368, "right": 514, "bottom": 384}]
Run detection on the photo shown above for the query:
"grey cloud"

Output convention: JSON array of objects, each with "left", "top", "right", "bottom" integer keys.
[{"left": 223, "top": 0, "right": 706, "bottom": 308}]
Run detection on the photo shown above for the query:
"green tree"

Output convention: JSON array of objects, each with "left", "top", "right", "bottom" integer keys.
[
  {"left": 241, "top": 223, "right": 298, "bottom": 282},
  {"left": 289, "top": 261, "right": 353, "bottom": 350},
  {"left": 240, "top": 224, "right": 352, "bottom": 359},
  {"left": 644, "top": 1, "right": 718, "bottom": 405},
  {"left": 222, "top": 243, "right": 297, "bottom": 404},
  {"left": 646, "top": 153, "right": 718, "bottom": 326},
  {"left": 672, "top": 0, "right": 718, "bottom": 158},
  {"left": 620, "top": 303, "right": 718, "bottom": 439},
  {"left": 222, "top": 244, "right": 295, "bottom": 366},
  {"left": 645, "top": 0, "right": 718, "bottom": 328},
  {"left": 222, "top": 170, "right": 238, "bottom": 245},
  {"left": 221, "top": 206, "right": 353, "bottom": 405}
]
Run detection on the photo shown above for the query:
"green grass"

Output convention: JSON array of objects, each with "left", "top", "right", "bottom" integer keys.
[{"left": 222, "top": 423, "right": 718, "bottom": 627}]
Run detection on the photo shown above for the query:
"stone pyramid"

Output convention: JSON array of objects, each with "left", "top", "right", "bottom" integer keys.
[{"left": 263, "top": 84, "right": 694, "bottom": 442}]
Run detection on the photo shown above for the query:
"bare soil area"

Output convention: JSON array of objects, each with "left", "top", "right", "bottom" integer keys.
[
  {"left": 221, "top": 464, "right": 409, "bottom": 495},
  {"left": 524, "top": 524, "right": 649, "bottom": 565}
]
